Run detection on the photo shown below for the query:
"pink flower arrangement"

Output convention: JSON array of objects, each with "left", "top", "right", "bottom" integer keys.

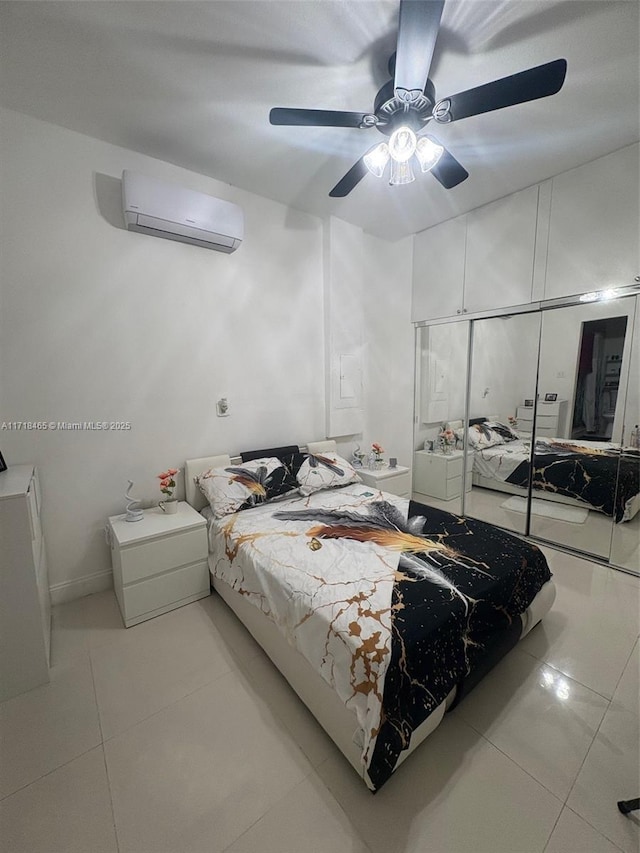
[
  {"left": 508, "top": 415, "right": 518, "bottom": 428},
  {"left": 371, "top": 442, "right": 384, "bottom": 461},
  {"left": 439, "top": 427, "right": 455, "bottom": 446},
  {"left": 157, "top": 467, "right": 179, "bottom": 500}
]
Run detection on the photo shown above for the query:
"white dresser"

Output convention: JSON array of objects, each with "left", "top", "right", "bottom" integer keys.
[
  {"left": 412, "top": 450, "right": 474, "bottom": 501},
  {"left": 108, "top": 502, "right": 209, "bottom": 628},
  {"left": 516, "top": 399, "right": 568, "bottom": 439},
  {"left": 0, "top": 465, "right": 51, "bottom": 701},
  {"left": 357, "top": 465, "right": 411, "bottom": 497}
]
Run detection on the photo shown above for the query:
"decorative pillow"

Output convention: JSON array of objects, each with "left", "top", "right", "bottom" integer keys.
[
  {"left": 281, "top": 451, "right": 360, "bottom": 496},
  {"left": 197, "top": 457, "right": 298, "bottom": 518},
  {"left": 455, "top": 422, "right": 507, "bottom": 450},
  {"left": 485, "top": 421, "right": 519, "bottom": 443}
]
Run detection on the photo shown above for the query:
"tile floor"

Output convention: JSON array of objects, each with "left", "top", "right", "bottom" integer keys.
[{"left": 1, "top": 548, "right": 639, "bottom": 853}]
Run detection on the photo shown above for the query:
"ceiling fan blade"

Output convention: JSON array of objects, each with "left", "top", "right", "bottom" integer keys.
[
  {"left": 394, "top": 0, "right": 444, "bottom": 102},
  {"left": 329, "top": 157, "right": 368, "bottom": 197},
  {"left": 270, "top": 108, "right": 375, "bottom": 128},
  {"left": 436, "top": 58, "right": 567, "bottom": 123},
  {"left": 430, "top": 146, "right": 469, "bottom": 189}
]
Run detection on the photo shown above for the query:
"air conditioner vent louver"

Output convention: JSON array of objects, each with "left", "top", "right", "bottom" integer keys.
[{"left": 122, "top": 171, "right": 243, "bottom": 253}]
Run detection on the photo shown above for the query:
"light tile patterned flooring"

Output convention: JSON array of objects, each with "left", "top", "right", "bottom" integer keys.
[{"left": 1, "top": 548, "right": 638, "bottom": 853}]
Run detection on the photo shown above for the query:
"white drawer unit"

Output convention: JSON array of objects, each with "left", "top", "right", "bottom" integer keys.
[
  {"left": 357, "top": 465, "right": 411, "bottom": 497},
  {"left": 517, "top": 399, "right": 567, "bottom": 439},
  {"left": 412, "top": 450, "right": 473, "bottom": 501},
  {"left": 0, "top": 464, "right": 51, "bottom": 701},
  {"left": 108, "top": 502, "right": 209, "bottom": 627}
]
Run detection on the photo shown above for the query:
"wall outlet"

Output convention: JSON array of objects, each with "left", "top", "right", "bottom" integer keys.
[{"left": 216, "top": 397, "right": 229, "bottom": 417}]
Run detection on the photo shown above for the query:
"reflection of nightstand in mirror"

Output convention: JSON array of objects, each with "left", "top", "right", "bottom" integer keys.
[
  {"left": 357, "top": 465, "right": 411, "bottom": 497},
  {"left": 517, "top": 400, "right": 567, "bottom": 439},
  {"left": 413, "top": 450, "right": 473, "bottom": 501}
]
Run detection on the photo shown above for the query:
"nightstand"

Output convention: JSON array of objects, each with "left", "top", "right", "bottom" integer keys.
[
  {"left": 107, "top": 502, "right": 209, "bottom": 628},
  {"left": 516, "top": 400, "right": 567, "bottom": 439},
  {"left": 357, "top": 465, "right": 411, "bottom": 497},
  {"left": 412, "top": 450, "right": 473, "bottom": 501}
]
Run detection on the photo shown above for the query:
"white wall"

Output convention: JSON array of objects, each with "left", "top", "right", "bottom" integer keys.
[
  {"left": 361, "top": 233, "right": 414, "bottom": 470},
  {"left": 0, "top": 108, "right": 326, "bottom": 598}
]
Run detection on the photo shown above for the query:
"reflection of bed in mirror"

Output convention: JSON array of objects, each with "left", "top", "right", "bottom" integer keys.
[{"left": 458, "top": 419, "right": 640, "bottom": 523}]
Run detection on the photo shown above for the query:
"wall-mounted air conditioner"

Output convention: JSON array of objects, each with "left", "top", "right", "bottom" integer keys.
[{"left": 122, "top": 170, "right": 243, "bottom": 253}]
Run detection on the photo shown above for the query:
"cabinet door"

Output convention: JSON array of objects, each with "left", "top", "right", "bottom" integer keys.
[
  {"left": 545, "top": 143, "right": 640, "bottom": 299},
  {"left": 463, "top": 185, "right": 538, "bottom": 314},
  {"left": 412, "top": 215, "right": 466, "bottom": 321}
]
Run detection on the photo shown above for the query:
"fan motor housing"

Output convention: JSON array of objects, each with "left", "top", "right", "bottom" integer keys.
[{"left": 374, "top": 77, "right": 436, "bottom": 135}]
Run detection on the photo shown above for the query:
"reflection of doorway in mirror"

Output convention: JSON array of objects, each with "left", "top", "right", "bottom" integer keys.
[{"left": 572, "top": 316, "right": 627, "bottom": 442}]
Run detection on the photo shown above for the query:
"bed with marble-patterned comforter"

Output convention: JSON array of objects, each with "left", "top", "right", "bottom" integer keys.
[{"left": 207, "top": 482, "right": 552, "bottom": 790}]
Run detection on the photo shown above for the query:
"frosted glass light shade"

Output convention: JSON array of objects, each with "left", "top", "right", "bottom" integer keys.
[
  {"left": 389, "top": 158, "right": 415, "bottom": 185},
  {"left": 363, "top": 142, "right": 390, "bottom": 178},
  {"left": 416, "top": 136, "right": 444, "bottom": 172},
  {"left": 388, "top": 126, "right": 417, "bottom": 163}
]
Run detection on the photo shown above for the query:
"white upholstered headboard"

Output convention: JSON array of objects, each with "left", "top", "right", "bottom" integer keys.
[{"left": 184, "top": 440, "right": 337, "bottom": 512}]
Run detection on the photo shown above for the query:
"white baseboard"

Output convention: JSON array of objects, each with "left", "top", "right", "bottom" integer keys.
[{"left": 49, "top": 569, "right": 113, "bottom": 606}]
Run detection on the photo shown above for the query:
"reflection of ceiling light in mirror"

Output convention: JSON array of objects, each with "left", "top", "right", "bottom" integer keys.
[
  {"left": 389, "top": 158, "right": 415, "bottom": 186},
  {"left": 579, "top": 288, "right": 620, "bottom": 303},
  {"left": 415, "top": 136, "right": 444, "bottom": 173},
  {"left": 363, "top": 142, "right": 390, "bottom": 178},
  {"left": 388, "top": 126, "right": 417, "bottom": 163}
]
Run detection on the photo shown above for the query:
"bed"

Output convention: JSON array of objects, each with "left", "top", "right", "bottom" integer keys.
[
  {"left": 458, "top": 420, "right": 640, "bottom": 523},
  {"left": 186, "top": 440, "right": 556, "bottom": 791}
]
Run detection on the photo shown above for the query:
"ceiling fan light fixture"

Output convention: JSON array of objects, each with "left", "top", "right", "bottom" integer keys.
[
  {"left": 389, "top": 157, "right": 415, "bottom": 186},
  {"left": 388, "top": 126, "right": 417, "bottom": 163},
  {"left": 363, "top": 142, "right": 390, "bottom": 178},
  {"left": 415, "top": 136, "right": 444, "bottom": 173}
]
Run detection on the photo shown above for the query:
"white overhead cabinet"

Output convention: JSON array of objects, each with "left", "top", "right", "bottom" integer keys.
[
  {"left": 411, "top": 144, "right": 639, "bottom": 322},
  {"left": 412, "top": 215, "right": 466, "bottom": 322},
  {"left": 412, "top": 186, "right": 538, "bottom": 322},
  {"left": 463, "top": 185, "right": 538, "bottom": 314},
  {"left": 545, "top": 144, "right": 640, "bottom": 299}
]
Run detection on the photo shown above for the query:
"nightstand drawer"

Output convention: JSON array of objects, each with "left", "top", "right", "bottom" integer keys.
[
  {"left": 446, "top": 476, "right": 462, "bottom": 499},
  {"left": 377, "top": 472, "right": 410, "bottom": 496},
  {"left": 445, "top": 457, "right": 463, "bottom": 479},
  {"left": 516, "top": 407, "right": 534, "bottom": 421},
  {"left": 120, "top": 527, "right": 208, "bottom": 583},
  {"left": 122, "top": 560, "right": 210, "bottom": 622}
]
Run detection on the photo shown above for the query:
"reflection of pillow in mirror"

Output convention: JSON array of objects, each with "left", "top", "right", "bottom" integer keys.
[
  {"left": 461, "top": 423, "right": 507, "bottom": 450},
  {"left": 485, "top": 421, "right": 519, "bottom": 443}
]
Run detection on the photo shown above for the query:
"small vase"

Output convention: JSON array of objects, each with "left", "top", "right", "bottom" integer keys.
[
  {"left": 442, "top": 443, "right": 453, "bottom": 456},
  {"left": 159, "top": 499, "right": 178, "bottom": 514},
  {"left": 374, "top": 457, "right": 385, "bottom": 470}
]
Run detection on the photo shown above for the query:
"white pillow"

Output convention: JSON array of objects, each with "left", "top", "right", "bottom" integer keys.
[
  {"left": 295, "top": 451, "right": 361, "bottom": 496},
  {"left": 456, "top": 423, "right": 506, "bottom": 450},
  {"left": 197, "top": 457, "right": 297, "bottom": 518}
]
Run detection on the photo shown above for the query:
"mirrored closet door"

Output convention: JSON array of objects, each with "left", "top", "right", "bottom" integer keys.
[
  {"left": 610, "top": 296, "right": 640, "bottom": 574},
  {"left": 413, "top": 292, "right": 639, "bottom": 576},
  {"left": 413, "top": 321, "right": 470, "bottom": 518},
  {"left": 529, "top": 299, "right": 636, "bottom": 559},
  {"left": 464, "top": 312, "right": 542, "bottom": 536}
]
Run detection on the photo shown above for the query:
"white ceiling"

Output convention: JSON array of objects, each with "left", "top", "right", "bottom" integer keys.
[{"left": 1, "top": 1, "right": 638, "bottom": 240}]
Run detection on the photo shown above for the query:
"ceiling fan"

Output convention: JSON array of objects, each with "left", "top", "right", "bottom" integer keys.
[{"left": 269, "top": 0, "right": 567, "bottom": 197}]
